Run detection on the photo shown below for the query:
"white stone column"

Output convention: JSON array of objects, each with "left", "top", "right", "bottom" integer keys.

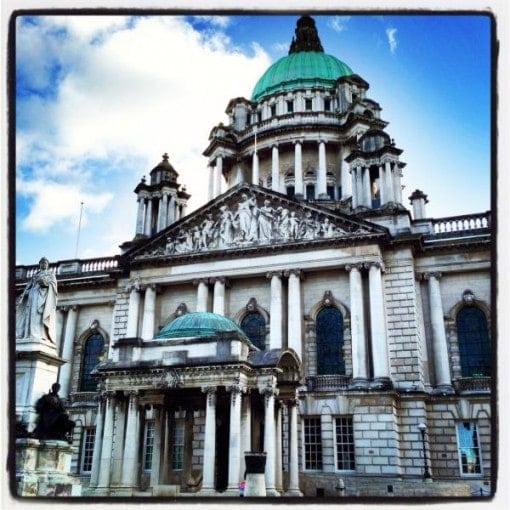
[
  {"left": 340, "top": 149, "right": 352, "bottom": 198},
  {"left": 208, "top": 164, "right": 215, "bottom": 201},
  {"left": 59, "top": 305, "right": 79, "bottom": 398},
  {"left": 285, "top": 399, "right": 302, "bottom": 496},
  {"left": 200, "top": 387, "right": 217, "bottom": 494},
  {"left": 317, "top": 140, "right": 328, "bottom": 198},
  {"left": 267, "top": 272, "right": 283, "bottom": 349},
  {"left": 378, "top": 164, "right": 386, "bottom": 205},
  {"left": 385, "top": 160, "right": 394, "bottom": 203},
  {"left": 275, "top": 402, "right": 283, "bottom": 492},
  {"left": 126, "top": 284, "right": 141, "bottom": 338},
  {"left": 393, "top": 164, "right": 403, "bottom": 204},
  {"left": 144, "top": 198, "right": 153, "bottom": 236},
  {"left": 159, "top": 193, "right": 169, "bottom": 231},
  {"left": 150, "top": 406, "right": 163, "bottom": 487},
  {"left": 294, "top": 141, "right": 303, "bottom": 196},
  {"left": 425, "top": 273, "right": 453, "bottom": 391},
  {"left": 226, "top": 385, "right": 243, "bottom": 494},
  {"left": 121, "top": 391, "right": 140, "bottom": 488},
  {"left": 213, "top": 277, "right": 226, "bottom": 315},
  {"left": 110, "top": 399, "right": 126, "bottom": 485},
  {"left": 136, "top": 196, "right": 145, "bottom": 235},
  {"left": 140, "top": 284, "right": 156, "bottom": 340},
  {"left": 252, "top": 151, "right": 259, "bottom": 186},
  {"left": 262, "top": 387, "right": 279, "bottom": 497},
  {"left": 167, "top": 195, "right": 176, "bottom": 225},
  {"left": 271, "top": 145, "right": 280, "bottom": 193},
  {"left": 351, "top": 167, "right": 358, "bottom": 209},
  {"left": 368, "top": 262, "right": 391, "bottom": 385},
  {"left": 346, "top": 264, "right": 368, "bottom": 388},
  {"left": 89, "top": 395, "right": 104, "bottom": 487},
  {"left": 215, "top": 156, "right": 223, "bottom": 197},
  {"left": 98, "top": 392, "right": 116, "bottom": 489},
  {"left": 356, "top": 166, "right": 364, "bottom": 208},
  {"left": 363, "top": 167, "right": 372, "bottom": 207},
  {"left": 161, "top": 410, "right": 170, "bottom": 484},
  {"left": 196, "top": 279, "right": 209, "bottom": 312},
  {"left": 286, "top": 270, "right": 302, "bottom": 360},
  {"left": 240, "top": 391, "right": 252, "bottom": 480}
]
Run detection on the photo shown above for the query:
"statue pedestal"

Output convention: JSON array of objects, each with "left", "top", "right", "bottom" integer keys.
[
  {"left": 15, "top": 337, "right": 65, "bottom": 431},
  {"left": 16, "top": 438, "right": 82, "bottom": 497}
]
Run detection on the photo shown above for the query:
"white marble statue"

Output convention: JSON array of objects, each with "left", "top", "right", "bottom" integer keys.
[{"left": 16, "top": 257, "right": 58, "bottom": 343}]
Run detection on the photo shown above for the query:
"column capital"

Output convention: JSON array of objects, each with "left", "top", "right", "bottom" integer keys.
[
  {"left": 345, "top": 263, "right": 364, "bottom": 273},
  {"left": 272, "top": 143, "right": 279, "bottom": 149},
  {"left": 193, "top": 278, "right": 209, "bottom": 286},
  {"left": 210, "top": 276, "right": 229, "bottom": 286},
  {"left": 126, "top": 280, "right": 141, "bottom": 293},
  {"left": 293, "top": 139, "right": 303, "bottom": 146},
  {"left": 260, "top": 386, "right": 279, "bottom": 398},
  {"left": 284, "top": 397, "right": 299, "bottom": 408},
  {"left": 423, "top": 271, "right": 442, "bottom": 281},
  {"left": 284, "top": 268, "right": 302, "bottom": 279},
  {"left": 226, "top": 384, "right": 244, "bottom": 394},
  {"left": 366, "top": 260, "right": 385, "bottom": 272},
  {"left": 57, "top": 305, "right": 69, "bottom": 313},
  {"left": 202, "top": 386, "right": 217, "bottom": 406},
  {"left": 266, "top": 270, "right": 283, "bottom": 279},
  {"left": 101, "top": 390, "right": 116, "bottom": 402}
]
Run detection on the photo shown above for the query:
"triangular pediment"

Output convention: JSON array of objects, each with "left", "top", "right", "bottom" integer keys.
[{"left": 127, "top": 184, "right": 388, "bottom": 262}]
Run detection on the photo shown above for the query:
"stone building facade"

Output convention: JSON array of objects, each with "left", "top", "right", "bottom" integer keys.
[{"left": 14, "top": 16, "right": 492, "bottom": 499}]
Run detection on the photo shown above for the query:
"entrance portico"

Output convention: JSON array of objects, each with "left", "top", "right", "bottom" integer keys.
[{"left": 89, "top": 312, "right": 302, "bottom": 497}]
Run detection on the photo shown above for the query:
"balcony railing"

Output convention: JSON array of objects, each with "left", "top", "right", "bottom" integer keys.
[
  {"left": 306, "top": 375, "right": 351, "bottom": 391},
  {"left": 453, "top": 376, "right": 491, "bottom": 393},
  {"left": 15, "top": 256, "right": 119, "bottom": 280},
  {"left": 431, "top": 212, "right": 491, "bottom": 235}
]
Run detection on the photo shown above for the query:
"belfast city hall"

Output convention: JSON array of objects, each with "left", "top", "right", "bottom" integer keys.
[{"left": 14, "top": 15, "right": 493, "bottom": 499}]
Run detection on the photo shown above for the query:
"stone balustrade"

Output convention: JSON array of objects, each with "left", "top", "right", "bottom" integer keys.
[
  {"left": 16, "top": 256, "right": 119, "bottom": 281},
  {"left": 431, "top": 212, "right": 491, "bottom": 235},
  {"left": 306, "top": 375, "right": 351, "bottom": 391}
]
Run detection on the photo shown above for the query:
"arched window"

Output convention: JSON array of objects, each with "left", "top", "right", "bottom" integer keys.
[
  {"left": 316, "top": 307, "right": 344, "bottom": 375},
  {"left": 456, "top": 307, "right": 490, "bottom": 377},
  {"left": 80, "top": 332, "right": 105, "bottom": 391},
  {"left": 241, "top": 312, "right": 266, "bottom": 350}
]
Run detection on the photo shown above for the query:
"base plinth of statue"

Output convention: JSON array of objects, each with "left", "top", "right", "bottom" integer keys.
[
  {"left": 244, "top": 452, "right": 267, "bottom": 497},
  {"left": 16, "top": 438, "right": 81, "bottom": 497}
]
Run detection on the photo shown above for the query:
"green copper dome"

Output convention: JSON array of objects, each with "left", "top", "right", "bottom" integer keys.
[
  {"left": 154, "top": 312, "right": 249, "bottom": 340},
  {"left": 251, "top": 51, "right": 353, "bottom": 102}
]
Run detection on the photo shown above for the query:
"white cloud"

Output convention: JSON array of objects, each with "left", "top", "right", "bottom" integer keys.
[
  {"left": 327, "top": 16, "right": 351, "bottom": 33},
  {"left": 17, "top": 178, "right": 113, "bottom": 232},
  {"left": 16, "top": 15, "right": 271, "bottom": 252},
  {"left": 386, "top": 27, "right": 398, "bottom": 54},
  {"left": 192, "top": 15, "right": 231, "bottom": 28}
]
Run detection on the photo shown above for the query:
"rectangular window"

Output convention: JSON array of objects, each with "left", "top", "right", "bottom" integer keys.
[
  {"left": 80, "top": 427, "right": 96, "bottom": 473},
  {"left": 324, "top": 98, "right": 331, "bottom": 111},
  {"left": 306, "top": 184, "right": 315, "bottom": 200},
  {"left": 143, "top": 420, "right": 155, "bottom": 471},
  {"left": 287, "top": 100, "right": 294, "bottom": 113},
  {"left": 456, "top": 422, "right": 482, "bottom": 475},
  {"left": 270, "top": 104, "right": 276, "bottom": 117},
  {"left": 305, "top": 98, "right": 313, "bottom": 111},
  {"left": 335, "top": 417, "right": 355, "bottom": 470},
  {"left": 327, "top": 185, "right": 335, "bottom": 200},
  {"left": 172, "top": 419, "right": 185, "bottom": 470},
  {"left": 304, "top": 417, "right": 322, "bottom": 470}
]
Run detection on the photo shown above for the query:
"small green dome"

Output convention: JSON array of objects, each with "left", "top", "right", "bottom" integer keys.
[
  {"left": 251, "top": 51, "right": 353, "bottom": 102},
  {"left": 154, "top": 312, "right": 248, "bottom": 340}
]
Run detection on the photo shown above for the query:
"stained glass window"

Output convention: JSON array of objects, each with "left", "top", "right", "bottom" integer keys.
[
  {"left": 316, "top": 307, "right": 344, "bottom": 375},
  {"left": 456, "top": 307, "right": 490, "bottom": 377},
  {"left": 80, "top": 332, "right": 104, "bottom": 391},
  {"left": 241, "top": 312, "right": 266, "bottom": 350}
]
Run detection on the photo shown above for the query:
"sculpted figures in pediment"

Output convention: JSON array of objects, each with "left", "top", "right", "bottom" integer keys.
[{"left": 156, "top": 195, "right": 372, "bottom": 258}]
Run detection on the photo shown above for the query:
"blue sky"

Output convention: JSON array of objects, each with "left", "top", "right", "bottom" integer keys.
[{"left": 15, "top": 13, "right": 492, "bottom": 265}]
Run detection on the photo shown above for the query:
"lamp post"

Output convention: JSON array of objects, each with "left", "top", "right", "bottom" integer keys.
[{"left": 417, "top": 423, "right": 432, "bottom": 480}]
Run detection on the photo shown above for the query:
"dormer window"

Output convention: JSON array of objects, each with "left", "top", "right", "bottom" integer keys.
[{"left": 305, "top": 98, "right": 313, "bottom": 111}]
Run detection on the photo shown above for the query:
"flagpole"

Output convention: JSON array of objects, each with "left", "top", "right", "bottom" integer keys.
[{"left": 75, "top": 202, "right": 84, "bottom": 259}]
